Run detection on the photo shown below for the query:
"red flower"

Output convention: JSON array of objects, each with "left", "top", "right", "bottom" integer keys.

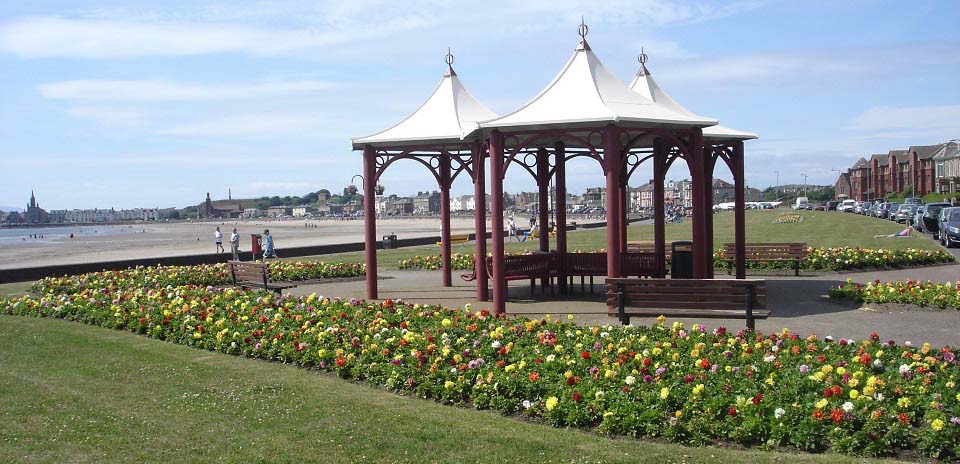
[
  {"left": 572, "top": 391, "right": 582, "bottom": 402},
  {"left": 566, "top": 377, "right": 577, "bottom": 386},
  {"left": 870, "top": 332, "right": 880, "bottom": 342},
  {"left": 699, "top": 358, "right": 711, "bottom": 369},
  {"left": 335, "top": 357, "right": 346, "bottom": 367},
  {"left": 752, "top": 393, "right": 763, "bottom": 405},
  {"left": 832, "top": 385, "right": 842, "bottom": 397},
  {"left": 830, "top": 408, "right": 844, "bottom": 424},
  {"left": 728, "top": 406, "right": 737, "bottom": 417},
  {"left": 813, "top": 410, "right": 824, "bottom": 421},
  {"left": 581, "top": 351, "right": 591, "bottom": 360},
  {"left": 897, "top": 412, "right": 910, "bottom": 424},
  {"left": 528, "top": 372, "right": 540, "bottom": 382},
  {"left": 823, "top": 387, "right": 833, "bottom": 398}
]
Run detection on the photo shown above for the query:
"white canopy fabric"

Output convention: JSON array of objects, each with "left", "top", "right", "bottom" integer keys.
[
  {"left": 352, "top": 66, "right": 497, "bottom": 149},
  {"left": 628, "top": 62, "right": 757, "bottom": 141},
  {"left": 480, "top": 40, "right": 717, "bottom": 131}
]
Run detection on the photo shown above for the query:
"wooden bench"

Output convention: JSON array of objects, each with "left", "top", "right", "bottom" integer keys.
[
  {"left": 437, "top": 233, "right": 470, "bottom": 246},
  {"left": 605, "top": 278, "right": 769, "bottom": 330},
  {"left": 564, "top": 252, "right": 659, "bottom": 293},
  {"left": 228, "top": 261, "right": 297, "bottom": 294},
  {"left": 722, "top": 243, "right": 807, "bottom": 276}
]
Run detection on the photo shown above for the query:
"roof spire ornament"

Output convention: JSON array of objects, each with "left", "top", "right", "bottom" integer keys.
[
  {"left": 444, "top": 47, "right": 457, "bottom": 77},
  {"left": 637, "top": 47, "right": 649, "bottom": 76},
  {"left": 577, "top": 17, "right": 591, "bottom": 51}
]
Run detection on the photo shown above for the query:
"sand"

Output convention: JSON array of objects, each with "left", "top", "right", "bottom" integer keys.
[{"left": 0, "top": 217, "right": 483, "bottom": 270}]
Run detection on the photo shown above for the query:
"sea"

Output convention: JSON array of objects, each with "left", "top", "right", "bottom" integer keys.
[{"left": 0, "top": 225, "right": 146, "bottom": 244}]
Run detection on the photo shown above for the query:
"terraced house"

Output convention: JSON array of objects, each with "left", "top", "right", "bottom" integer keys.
[{"left": 839, "top": 141, "right": 948, "bottom": 200}]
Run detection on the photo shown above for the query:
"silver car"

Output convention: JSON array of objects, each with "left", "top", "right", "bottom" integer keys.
[{"left": 914, "top": 205, "right": 927, "bottom": 231}]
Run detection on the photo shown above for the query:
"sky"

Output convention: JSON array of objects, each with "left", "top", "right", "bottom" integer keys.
[{"left": 1, "top": 0, "right": 958, "bottom": 210}]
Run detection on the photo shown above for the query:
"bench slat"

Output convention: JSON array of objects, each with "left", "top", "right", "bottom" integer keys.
[{"left": 618, "top": 309, "right": 771, "bottom": 319}]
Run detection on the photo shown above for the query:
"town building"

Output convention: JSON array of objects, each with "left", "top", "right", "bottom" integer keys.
[
  {"left": 23, "top": 191, "right": 49, "bottom": 224},
  {"left": 838, "top": 142, "right": 946, "bottom": 200},
  {"left": 199, "top": 193, "right": 245, "bottom": 218},
  {"left": 412, "top": 191, "right": 440, "bottom": 214},
  {"left": 934, "top": 141, "right": 960, "bottom": 194}
]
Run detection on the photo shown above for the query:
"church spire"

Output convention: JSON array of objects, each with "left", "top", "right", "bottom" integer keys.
[{"left": 29, "top": 190, "right": 36, "bottom": 209}]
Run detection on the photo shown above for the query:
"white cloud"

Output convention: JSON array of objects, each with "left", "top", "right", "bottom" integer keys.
[
  {"left": 0, "top": 1, "right": 761, "bottom": 59},
  {"left": 38, "top": 78, "right": 336, "bottom": 101},
  {"left": 157, "top": 113, "right": 332, "bottom": 137},
  {"left": 64, "top": 106, "right": 151, "bottom": 126},
  {"left": 848, "top": 105, "right": 960, "bottom": 137}
]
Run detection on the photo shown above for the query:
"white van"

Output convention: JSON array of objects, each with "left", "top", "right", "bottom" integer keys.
[
  {"left": 838, "top": 199, "right": 856, "bottom": 212},
  {"left": 794, "top": 197, "right": 810, "bottom": 210}
]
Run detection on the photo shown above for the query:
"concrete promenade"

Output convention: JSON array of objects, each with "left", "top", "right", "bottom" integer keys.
[{"left": 289, "top": 264, "right": 960, "bottom": 348}]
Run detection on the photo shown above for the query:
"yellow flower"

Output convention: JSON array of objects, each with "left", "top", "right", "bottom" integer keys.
[
  {"left": 444, "top": 380, "right": 455, "bottom": 390},
  {"left": 931, "top": 418, "right": 945, "bottom": 431},
  {"left": 545, "top": 396, "right": 559, "bottom": 411},
  {"left": 660, "top": 387, "right": 670, "bottom": 400},
  {"left": 815, "top": 399, "right": 829, "bottom": 409},
  {"left": 674, "top": 410, "right": 683, "bottom": 418},
  {"left": 692, "top": 384, "right": 705, "bottom": 396},
  {"left": 441, "top": 318, "right": 452, "bottom": 327},
  {"left": 849, "top": 390, "right": 859, "bottom": 400},
  {"left": 898, "top": 397, "right": 911, "bottom": 408}
]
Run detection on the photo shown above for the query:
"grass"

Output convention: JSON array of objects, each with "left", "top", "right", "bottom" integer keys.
[
  {"left": 0, "top": 315, "right": 907, "bottom": 464},
  {"left": 313, "top": 210, "right": 941, "bottom": 269},
  {"left": 0, "top": 281, "right": 33, "bottom": 298}
]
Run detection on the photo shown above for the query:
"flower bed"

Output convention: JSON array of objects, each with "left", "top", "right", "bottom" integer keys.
[
  {"left": 398, "top": 247, "right": 953, "bottom": 273},
  {"left": 31, "top": 261, "right": 365, "bottom": 295},
  {"left": 773, "top": 213, "right": 803, "bottom": 224},
  {"left": 829, "top": 279, "right": 960, "bottom": 310},
  {"left": 399, "top": 253, "right": 475, "bottom": 271},
  {"left": 2, "top": 283, "right": 958, "bottom": 458}
]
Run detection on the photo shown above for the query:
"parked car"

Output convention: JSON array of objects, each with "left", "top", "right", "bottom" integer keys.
[
  {"left": 827, "top": 200, "right": 840, "bottom": 211},
  {"left": 886, "top": 203, "right": 900, "bottom": 220},
  {"left": 813, "top": 204, "right": 827, "bottom": 211},
  {"left": 922, "top": 202, "right": 951, "bottom": 234},
  {"left": 903, "top": 197, "right": 923, "bottom": 206},
  {"left": 938, "top": 207, "right": 960, "bottom": 248},
  {"left": 855, "top": 201, "right": 869, "bottom": 214},
  {"left": 873, "top": 202, "right": 888, "bottom": 219},
  {"left": 837, "top": 199, "right": 856, "bottom": 212},
  {"left": 895, "top": 204, "right": 917, "bottom": 224},
  {"left": 913, "top": 205, "right": 927, "bottom": 231},
  {"left": 794, "top": 197, "right": 809, "bottom": 210}
]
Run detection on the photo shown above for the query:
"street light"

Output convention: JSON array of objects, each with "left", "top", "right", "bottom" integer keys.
[{"left": 773, "top": 170, "right": 779, "bottom": 194}]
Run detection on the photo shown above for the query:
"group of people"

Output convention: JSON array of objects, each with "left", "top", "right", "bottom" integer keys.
[{"left": 214, "top": 226, "right": 276, "bottom": 261}]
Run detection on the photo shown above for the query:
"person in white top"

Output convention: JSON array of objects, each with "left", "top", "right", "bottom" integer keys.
[
  {"left": 229, "top": 228, "right": 240, "bottom": 260},
  {"left": 214, "top": 227, "right": 224, "bottom": 254}
]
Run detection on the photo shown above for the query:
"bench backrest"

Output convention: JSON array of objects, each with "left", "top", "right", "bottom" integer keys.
[
  {"left": 605, "top": 278, "right": 767, "bottom": 310},
  {"left": 229, "top": 261, "right": 269, "bottom": 285},
  {"left": 722, "top": 243, "right": 806, "bottom": 260},
  {"left": 622, "top": 252, "right": 657, "bottom": 277},
  {"left": 450, "top": 233, "right": 470, "bottom": 241},
  {"left": 626, "top": 242, "right": 674, "bottom": 256}
]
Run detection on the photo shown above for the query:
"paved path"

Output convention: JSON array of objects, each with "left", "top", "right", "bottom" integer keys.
[{"left": 289, "top": 264, "right": 960, "bottom": 348}]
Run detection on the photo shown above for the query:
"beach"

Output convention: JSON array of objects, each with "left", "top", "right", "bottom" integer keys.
[{"left": 0, "top": 217, "right": 482, "bottom": 270}]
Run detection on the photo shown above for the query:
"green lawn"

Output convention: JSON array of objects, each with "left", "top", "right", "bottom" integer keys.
[
  {"left": 0, "top": 315, "right": 906, "bottom": 464},
  {"left": 315, "top": 210, "right": 940, "bottom": 269}
]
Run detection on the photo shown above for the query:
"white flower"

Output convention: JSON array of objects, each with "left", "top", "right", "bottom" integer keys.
[
  {"left": 905, "top": 341, "right": 912, "bottom": 346},
  {"left": 595, "top": 390, "right": 605, "bottom": 400},
  {"left": 898, "top": 364, "right": 910, "bottom": 374},
  {"left": 624, "top": 375, "right": 636, "bottom": 385},
  {"left": 842, "top": 402, "right": 854, "bottom": 413},
  {"left": 763, "top": 354, "right": 776, "bottom": 363},
  {"left": 546, "top": 354, "right": 556, "bottom": 362},
  {"left": 521, "top": 400, "right": 532, "bottom": 409},
  {"left": 774, "top": 407, "right": 786, "bottom": 419},
  {"left": 491, "top": 340, "right": 501, "bottom": 349}
]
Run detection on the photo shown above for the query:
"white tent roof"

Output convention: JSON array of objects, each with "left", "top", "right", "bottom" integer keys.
[
  {"left": 352, "top": 60, "right": 497, "bottom": 149},
  {"left": 480, "top": 39, "right": 717, "bottom": 131},
  {"left": 628, "top": 55, "right": 756, "bottom": 141}
]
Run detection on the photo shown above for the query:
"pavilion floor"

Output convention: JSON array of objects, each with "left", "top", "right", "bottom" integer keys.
[{"left": 288, "top": 264, "right": 960, "bottom": 348}]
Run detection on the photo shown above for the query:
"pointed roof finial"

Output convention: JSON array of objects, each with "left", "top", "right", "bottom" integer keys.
[
  {"left": 444, "top": 47, "right": 457, "bottom": 76},
  {"left": 576, "top": 17, "right": 591, "bottom": 51},
  {"left": 637, "top": 46, "right": 649, "bottom": 75}
]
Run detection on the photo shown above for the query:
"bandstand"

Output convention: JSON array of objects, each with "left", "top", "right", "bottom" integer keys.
[{"left": 352, "top": 23, "right": 756, "bottom": 316}]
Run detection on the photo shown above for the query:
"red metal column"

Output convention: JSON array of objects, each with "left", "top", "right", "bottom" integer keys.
[
  {"left": 603, "top": 125, "right": 622, "bottom": 279},
  {"left": 537, "top": 147, "right": 550, "bottom": 253},
  {"left": 734, "top": 141, "right": 747, "bottom": 279},
  {"left": 554, "top": 141, "right": 568, "bottom": 294},
  {"left": 439, "top": 152, "right": 452, "bottom": 287},
  {"left": 689, "top": 130, "right": 705, "bottom": 279},
  {"left": 473, "top": 142, "right": 488, "bottom": 300},
  {"left": 362, "top": 145, "right": 378, "bottom": 300},
  {"left": 619, "top": 182, "right": 628, "bottom": 255},
  {"left": 489, "top": 131, "right": 507, "bottom": 315},
  {"left": 702, "top": 148, "right": 715, "bottom": 279},
  {"left": 653, "top": 138, "right": 667, "bottom": 278}
]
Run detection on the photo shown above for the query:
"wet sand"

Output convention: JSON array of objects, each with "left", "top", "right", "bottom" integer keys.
[{"left": 0, "top": 217, "right": 481, "bottom": 270}]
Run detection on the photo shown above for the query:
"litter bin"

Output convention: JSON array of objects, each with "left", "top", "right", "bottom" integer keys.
[
  {"left": 382, "top": 234, "right": 397, "bottom": 249},
  {"left": 670, "top": 240, "right": 694, "bottom": 279},
  {"left": 251, "top": 234, "right": 262, "bottom": 260}
]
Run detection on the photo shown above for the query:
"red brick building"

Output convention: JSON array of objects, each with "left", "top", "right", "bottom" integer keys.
[{"left": 839, "top": 143, "right": 943, "bottom": 201}]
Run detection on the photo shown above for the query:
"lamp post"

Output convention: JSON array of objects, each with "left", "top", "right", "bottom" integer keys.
[
  {"left": 773, "top": 170, "right": 779, "bottom": 195},
  {"left": 801, "top": 173, "right": 808, "bottom": 195}
]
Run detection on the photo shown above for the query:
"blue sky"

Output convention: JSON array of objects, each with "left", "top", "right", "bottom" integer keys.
[{"left": 1, "top": 0, "right": 958, "bottom": 210}]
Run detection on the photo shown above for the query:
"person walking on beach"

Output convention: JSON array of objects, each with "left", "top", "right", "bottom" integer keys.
[
  {"left": 262, "top": 229, "right": 278, "bottom": 260},
  {"left": 508, "top": 216, "right": 518, "bottom": 242},
  {"left": 214, "top": 227, "right": 224, "bottom": 253},
  {"left": 229, "top": 228, "right": 240, "bottom": 261}
]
